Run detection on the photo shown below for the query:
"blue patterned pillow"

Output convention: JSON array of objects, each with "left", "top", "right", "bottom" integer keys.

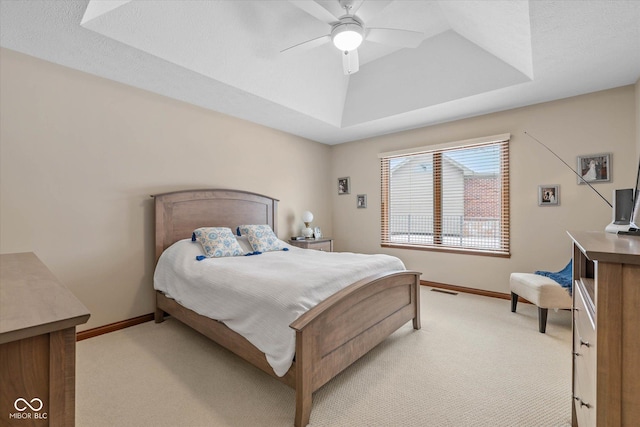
[
  {"left": 238, "top": 224, "right": 284, "bottom": 252},
  {"left": 192, "top": 227, "right": 245, "bottom": 258}
]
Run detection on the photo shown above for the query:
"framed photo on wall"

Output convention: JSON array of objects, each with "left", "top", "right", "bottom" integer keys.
[
  {"left": 357, "top": 194, "right": 367, "bottom": 208},
  {"left": 338, "top": 177, "right": 350, "bottom": 195},
  {"left": 577, "top": 153, "right": 610, "bottom": 184},
  {"left": 538, "top": 185, "right": 559, "bottom": 206}
]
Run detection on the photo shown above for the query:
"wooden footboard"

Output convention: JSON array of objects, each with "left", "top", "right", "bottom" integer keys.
[
  {"left": 156, "top": 270, "right": 420, "bottom": 427},
  {"left": 290, "top": 270, "right": 421, "bottom": 427}
]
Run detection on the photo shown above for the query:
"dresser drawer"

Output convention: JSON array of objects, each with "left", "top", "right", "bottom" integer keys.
[
  {"left": 573, "top": 281, "right": 596, "bottom": 427},
  {"left": 574, "top": 283, "right": 595, "bottom": 357},
  {"left": 573, "top": 335, "right": 596, "bottom": 416},
  {"left": 573, "top": 331, "right": 596, "bottom": 409},
  {"left": 574, "top": 371, "right": 596, "bottom": 427}
]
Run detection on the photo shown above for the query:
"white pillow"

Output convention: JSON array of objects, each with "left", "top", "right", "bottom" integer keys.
[
  {"left": 238, "top": 224, "right": 285, "bottom": 253},
  {"left": 192, "top": 227, "right": 245, "bottom": 258}
]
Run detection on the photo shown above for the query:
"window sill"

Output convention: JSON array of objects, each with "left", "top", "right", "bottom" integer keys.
[{"left": 381, "top": 243, "right": 511, "bottom": 258}]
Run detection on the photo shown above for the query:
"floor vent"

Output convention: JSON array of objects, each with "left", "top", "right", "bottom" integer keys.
[{"left": 430, "top": 288, "right": 459, "bottom": 296}]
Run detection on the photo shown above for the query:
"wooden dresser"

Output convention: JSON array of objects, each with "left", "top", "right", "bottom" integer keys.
[
  {"left": 0, "top": 252, "right": 90, "bottom": 427},
  {"left": 568, "top": 231, "right": 640, "bottom": 427}
]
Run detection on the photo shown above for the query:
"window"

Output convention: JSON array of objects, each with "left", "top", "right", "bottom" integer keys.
[{"left": 380, "top": 134, "right": 510, "bottom": 257}]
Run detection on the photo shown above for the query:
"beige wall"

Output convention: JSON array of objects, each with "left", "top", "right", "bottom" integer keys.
[
  {"left": 636, "top": 78, "right": 640, "bottom": 158},
  {"left": 2, "top": 47, "right": 637, "bottom": 330},
  {"left": 0, "top": 48, "right": 333, "bottom": 331},
  {"left": 331, "top": 86, "right": 637, "bottom": 294}
]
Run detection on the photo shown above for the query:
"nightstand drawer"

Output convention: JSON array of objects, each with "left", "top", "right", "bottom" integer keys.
[
  {"left": 288, "top": 238, "right": 333, "bottom": 252},
  {"left": 306, "top": 241, "right": 332, "bottom": 251}
]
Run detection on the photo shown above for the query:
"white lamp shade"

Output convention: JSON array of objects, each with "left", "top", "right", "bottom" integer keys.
[
  {"left": 302, "top": 211, "right": 314, "bottom": 223},
  {"left": 332, "top": 23, "right": 364, "bottom": 51}
]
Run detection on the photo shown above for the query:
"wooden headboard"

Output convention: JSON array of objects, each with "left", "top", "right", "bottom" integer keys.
[{"left": 153, "top": 189, "right": 279, "bottom": 263}]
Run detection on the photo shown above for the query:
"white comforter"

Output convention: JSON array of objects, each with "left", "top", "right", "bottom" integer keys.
[{"left": 153, "top": 239, "right": 405, "bottom": 377}]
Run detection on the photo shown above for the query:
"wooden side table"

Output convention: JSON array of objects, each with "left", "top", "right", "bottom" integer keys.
[
  {"left": 288, "top": 238, "right": 333, "bottom": 252},
  {"left": 0, "top": 252, "right": 90, "bottom": 426}
]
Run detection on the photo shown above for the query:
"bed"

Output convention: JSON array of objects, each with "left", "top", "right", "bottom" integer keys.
[{"left": 153, "top": 189, "right": 421, "bottom": 427}]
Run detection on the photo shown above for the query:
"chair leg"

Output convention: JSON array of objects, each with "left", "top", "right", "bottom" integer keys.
[
  {"left": 538, "top": 307, "right": 548, "bottom": 333},
  {"left": 510, "top": 292, "right": 518, "bottom": 312}
]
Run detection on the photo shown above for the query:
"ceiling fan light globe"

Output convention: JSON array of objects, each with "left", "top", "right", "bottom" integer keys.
[{"left": 332, "top": 24, "right": 363, "bottom": 51}]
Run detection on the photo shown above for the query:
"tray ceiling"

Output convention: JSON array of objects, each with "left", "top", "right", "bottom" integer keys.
[{"left": 1, "top": 0, "right": 639, "bottom": 144}]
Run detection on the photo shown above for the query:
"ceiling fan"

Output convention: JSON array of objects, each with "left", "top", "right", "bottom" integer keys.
[{"left": 282, "top": 0, "right": 424, "bottom": 75}]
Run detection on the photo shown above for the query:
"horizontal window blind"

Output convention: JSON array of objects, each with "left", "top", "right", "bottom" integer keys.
[{"left": 380, "top": 136, "right": 510, "bottom": 256}]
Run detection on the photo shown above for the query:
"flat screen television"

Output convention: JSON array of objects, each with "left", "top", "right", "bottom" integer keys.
[{"left": 606, "top": 155, "right": 640, "bottom": 235}]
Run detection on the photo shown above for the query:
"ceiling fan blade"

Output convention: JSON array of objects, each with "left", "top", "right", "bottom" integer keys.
[
  {"left": 289, "top": 0, "right": 338, "bottom": 24},
  {"left": 352, "top": 0, "right": 393, "bottom": 22},
  {"left": 342, "top": 49, "right": 359, "bottom": 75},
  {"left": 281, "top": 34, "right": 331, "bottom": 54},
  {"left": 366, "top": 28, "right": 424, "bottom": 48}
]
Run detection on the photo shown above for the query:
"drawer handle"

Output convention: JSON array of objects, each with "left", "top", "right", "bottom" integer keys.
[
  {"left": 579, "top": 338, "right": 590, "bottom": 348},
  {"left": 572, "top": 351, "right": 581, "bottom": 357}
]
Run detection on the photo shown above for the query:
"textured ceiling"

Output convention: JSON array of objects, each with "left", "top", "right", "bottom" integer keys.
[{"left": 1, "top": 0, "right": 639, "bottom": 144}]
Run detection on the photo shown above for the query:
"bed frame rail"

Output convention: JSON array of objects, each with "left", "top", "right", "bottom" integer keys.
[{"left": 155, "top": 292, "right": 297, "bottom": 388}]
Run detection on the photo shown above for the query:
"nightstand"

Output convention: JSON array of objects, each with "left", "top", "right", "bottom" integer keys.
[{"left": 288, "top": 238, "right": 333, "bottom": 252}]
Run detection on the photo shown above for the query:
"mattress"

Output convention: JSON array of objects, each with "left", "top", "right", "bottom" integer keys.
[{"left": 153, "top": 239, "right": 405, "bottom": 376}]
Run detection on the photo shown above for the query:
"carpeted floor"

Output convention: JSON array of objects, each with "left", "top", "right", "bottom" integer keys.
[{"left": 76, "top": 287, "right": 573, "bottom": 426}]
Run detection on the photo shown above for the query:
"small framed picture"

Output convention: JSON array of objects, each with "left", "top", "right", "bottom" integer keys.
[
  {"left": 338, "top": 177, "right": 350, "bottom": 195},
  {"left": 357, "top": 194, "right": 367, "bottom": 208},
  {"left": 577, "top": 153, "right": 610, "bottom": 184},
  {"left": 538, "top": 185, "right": 559, "bottom": 206}
]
